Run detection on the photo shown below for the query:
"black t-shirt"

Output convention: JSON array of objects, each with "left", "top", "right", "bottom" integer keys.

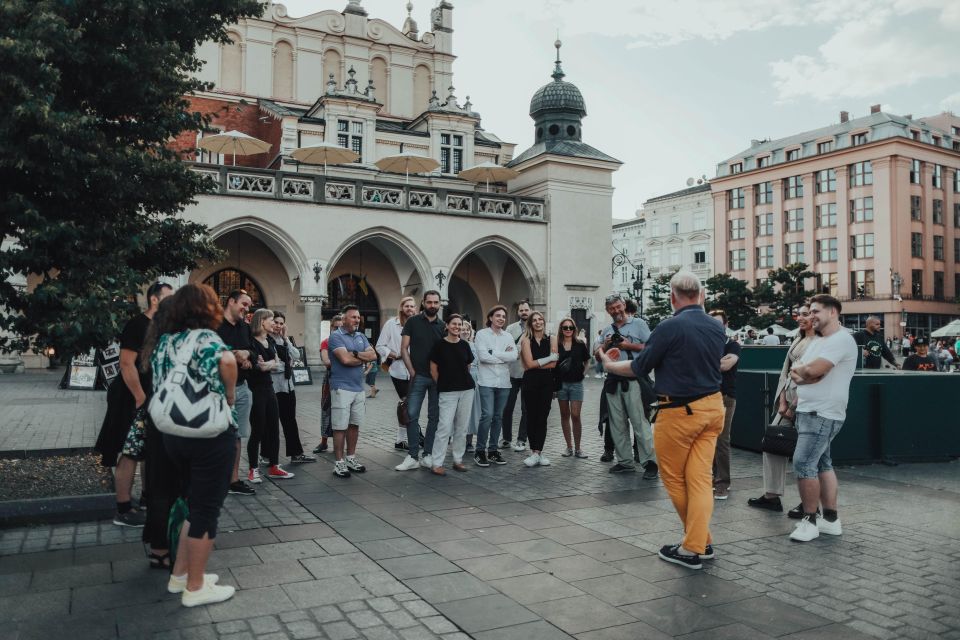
[
  {"left": 402, "top": 313, "right": 445, "bottom": 375},
  {"left": 523, "top": 334, "right": 554, "bottom": 385},
  {"left": 119, "top": 313, "right": 151, "bottom": 391},
  {"left": 557, "top": 340, "right": 589, "bottom": 383},
  {"left": 854, "top": 330, "right": 894, "bottom": 368},
  {"left": 248, "top": 336, "right": 278, "bottom": 388},
  {"left": 218, "top": 318, "right": 254, "bottom": 384},
  {"left": 720, "top": 338, "right": 742, "bottom": 397},
  {"left": 903, "top": 354, "right": 938, "bottom": 371},
  {"left": 429, "top": 339, "right": 475, "bottom": 392}
]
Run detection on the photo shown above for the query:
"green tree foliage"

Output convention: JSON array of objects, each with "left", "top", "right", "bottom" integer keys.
[
  {"left": 763, "top": 263, "right": 816, "bottom": 329},
  {"left": 645, "top": 274, "right": 674, "bottom": 328},
  {"left": 705, "top": 273, "right": 757, "bottom": 329},
  {"left": 0, "top": 0, "right": 263, "bottom": 356}
]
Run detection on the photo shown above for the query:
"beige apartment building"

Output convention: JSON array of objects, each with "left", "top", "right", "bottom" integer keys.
[{"left": 712, "top": 106, "right": 960, "bottom": 338}]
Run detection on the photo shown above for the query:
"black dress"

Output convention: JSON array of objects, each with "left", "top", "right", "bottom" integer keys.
[{"left": 521, "top": 335, "right": 554, "bottom": 452}]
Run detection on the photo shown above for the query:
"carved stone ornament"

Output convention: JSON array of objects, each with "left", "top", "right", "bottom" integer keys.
[
  {"left": 568, "top": 296, "right": 594, "bottom": 310},
  {"left": 300, "top": 295, "right": 325, "bottom": 305},
  {"left": 327, "top": 15, "right": 345, "bottom": 32}
]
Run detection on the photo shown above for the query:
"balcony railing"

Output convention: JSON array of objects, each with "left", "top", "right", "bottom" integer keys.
[{"left": 189, "top": 164, "right": 545, "bottom": 222}]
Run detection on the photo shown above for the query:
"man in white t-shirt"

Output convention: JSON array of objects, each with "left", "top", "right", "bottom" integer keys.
[
  {"left": 786, "top": 294, "right": 858, "bottom": 542},
  {"left": 761, "top": 327, "right": 780, "bottom": 346}
]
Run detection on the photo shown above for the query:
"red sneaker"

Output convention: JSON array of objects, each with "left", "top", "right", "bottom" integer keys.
[{"left": 267, "top": 465, "right": 295, "bottom": 479}]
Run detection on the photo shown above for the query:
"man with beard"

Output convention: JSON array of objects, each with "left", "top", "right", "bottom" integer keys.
[
  {"left": 502, "top": 300, "right": 531, "bottom": 451},
  {"left": 400, "top": 291, "right": 445, "bottom": 468},
  {"left": 217, "top": 290, "right": 257, "bottom": 496},
  {"left": 853, "top": 316, "right": 898, "bottom": 369}
]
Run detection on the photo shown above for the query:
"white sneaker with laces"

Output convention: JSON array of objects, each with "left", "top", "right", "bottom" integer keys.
[
  {"left": 817, "top": 517, "right": 842, "bottom": 536},
  {"left": 168, "top": 573, "right": 219, "bottom": 594},
  {"left": 512, "top": 441, "right": 526, "bottom": 452},
  {"left": 523, "top": 453, "right": 541, "bottom": 467},
  {"left": 420, "top": 454, "right": 433, "bottom": 469},
  {"left": 181, "top": 582, "right": 235, "bottom": 607},
  {"left": 538, "top": 454, "right": 551, "bottom": 466},
  {"left": 789, "top": 515, "right": 820, "bottom": 542},
  {"left": 395, "top": 455, "right": 420, "bottom": 471}
]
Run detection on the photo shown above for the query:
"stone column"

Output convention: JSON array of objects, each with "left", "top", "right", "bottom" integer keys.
[{"left": 300, "top": 295, "right": 324, "bottom": 370}]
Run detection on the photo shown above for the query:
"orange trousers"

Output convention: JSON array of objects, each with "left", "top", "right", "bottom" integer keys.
[{"left": 653, "top": 392, "right": 725, "bottom": 555}]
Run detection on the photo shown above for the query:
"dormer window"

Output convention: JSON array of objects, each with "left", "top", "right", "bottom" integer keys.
[
  {"left": 786, "top": 149, "right": 799, "bottom": 161},
  {"left": 730, "top": 162, "right": 742, "bottom": 174},
  {"left": 817, "top": 141, "right": 833, "bottom": 154},
  {"left": 757, "top": 155, "right": 770, "bottom": 168},
  {"left": 441, "top": 133, "right": 463, "bottom": 174},
  {"left": 337, "top": 120, "right": 363, "bottom": 162},
  {"left": 851, "top": 132, "right": 868, "bottom": 146}
]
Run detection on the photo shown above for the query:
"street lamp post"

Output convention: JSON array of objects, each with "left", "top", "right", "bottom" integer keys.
[{"left": 611, "top": 246, "right": 645, "bottom": 317}]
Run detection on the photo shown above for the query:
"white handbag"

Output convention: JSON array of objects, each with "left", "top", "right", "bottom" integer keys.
[{"left": 149, "top": 329, "right": 234, "bottom": 438}]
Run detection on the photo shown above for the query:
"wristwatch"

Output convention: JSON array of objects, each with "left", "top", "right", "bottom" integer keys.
[{"left": 351, "top": 350, "right": 359, "bottom": 358}]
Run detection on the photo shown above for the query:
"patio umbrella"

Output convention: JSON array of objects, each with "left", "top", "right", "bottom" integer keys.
[
  {"left": 197, "top": 130, "right": 271, "bottom": 166},
  {"left": 768, "top": 323, "right": 792, "bottom": 336},
  {"left": 290, "top": 142, "right": 359, "bottom": 175},
  {"left": 457, "top": 161, "right": 519, "bottom": 192},
  {"left": 931, "top": 319, "right": 960, "bottom": 338},
  {"left": 374, "top": 152, "right": 440, "bottom": 183}
]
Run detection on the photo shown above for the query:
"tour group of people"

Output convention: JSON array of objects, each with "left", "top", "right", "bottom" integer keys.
[{"left": 94, "top": 270, "right": 864, "bottom": 607}]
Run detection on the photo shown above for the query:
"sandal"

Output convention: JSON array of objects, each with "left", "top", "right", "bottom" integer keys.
[
  {"left": 147, "top": 550, "right": 171, "bottom": 571},
  {"left": 452, "top": 463, "right": 468, "bottom": 473},
  {"left": 431, "top": 467, "right": 447, "bottom": 476}
]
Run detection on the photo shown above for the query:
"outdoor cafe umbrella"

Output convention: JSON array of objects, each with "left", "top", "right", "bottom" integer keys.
[
  {"left": 290, "top": 142, "right": 359, "bottom": 175},
  {"left": 932, "top": 319, "right": 960, "bottom": 338},
  {"left": 767, "top": 323, "right": 792, "bottom": 336},
  {"left": 374, "top": 151, "right": 440, "bottom": 183},
  {"left": 197, "top": 130, "right": 271, "bottom": 166},
  {"left": 457, "top": 161, "right": 519, "bottom": 192}
]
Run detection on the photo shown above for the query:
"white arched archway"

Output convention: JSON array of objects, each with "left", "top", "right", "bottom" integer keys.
[
  {"left": 449, "top": 236, "right": 542, "bottom": 302},
  {"left": 327, "top": 227, "right": 433, "bottom": 296},
  {"left": 207, "top": 216, "right": 309, "bottom": 289}
]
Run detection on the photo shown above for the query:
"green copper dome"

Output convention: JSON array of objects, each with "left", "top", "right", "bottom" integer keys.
[{"left": 529, "top": 78, "right": 587, "bottom": 118}]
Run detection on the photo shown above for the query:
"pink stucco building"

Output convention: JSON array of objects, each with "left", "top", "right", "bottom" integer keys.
[{"left": 712, "top": 106, "right": 960, "bottom": 337}]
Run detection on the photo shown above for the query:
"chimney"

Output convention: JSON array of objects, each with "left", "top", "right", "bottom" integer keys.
[
  {"left": 840, "top": 111, "right": 849, "bottom": 123},
  {"left": 870, "top": 104, "right": 881, "bottom": 114}
]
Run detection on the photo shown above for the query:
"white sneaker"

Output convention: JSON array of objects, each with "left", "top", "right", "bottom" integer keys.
[
  {"left": 395, "top": 455, "right": 420, "bottom": 471},
  {"left": 789, "top": 515, "right": 820, "bottom": 542},
  {"left": 538, "top": 454, "right": 551, "bottom": 466},
  {"left": 523, "top": 453, "right": 541, "bottom": 467},
  {"left": 817, "top": 517, "right": 843, "bottom": 536},
  {"left": 247, "top": 468, "right": 262, "bottom": 484},
  {"left": 420, "top": 454, "right": 433, "bottom": 469},
  {"left": 167, "top": 573, "right": 219, "bottom": 594},
  {"left": 181, "top": 582, "right": 235, "bottom": 607},
  {"left": 512, "top": 441, "right": 526, "bottom": 452}
]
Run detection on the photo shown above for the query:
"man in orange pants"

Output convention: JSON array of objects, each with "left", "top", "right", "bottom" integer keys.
[{"left": 601, "top": 270, "right": 726, "bottom": 569}]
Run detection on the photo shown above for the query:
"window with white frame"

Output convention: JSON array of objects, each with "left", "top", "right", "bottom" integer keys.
[
  {"left": 849, "top": 197, "right": 874, "bottom": 222},
  {"left": 817, "top": 203, "right": 837, "bottom": 228},
  {"left": 756, "top": 245, "right": 774, "bottom": 268},
  {"left": 816, "top": 169, "right": 836, "bottom": 192},
  {"left": 692, "top": 211, "right": 706, "bottom": 230},
  {"left": 785, "top": 208, "right": 804, "bottom": 232},
  {"left": 729, "top": 218, "right": 746, "bottom": 240},
  {"left": 668, "top": 246, "right": 681, "bottom": 267},
  {"left": 337, "top": 119, "right": 363, "bottom": 161},
  {"left": 849, "top": 161, "right": 873, "bottom": 186},
  {"left": 817, "top": 238, "right": 837, "bottom": 262},
  {"left": 785, "top": 242, "right": 804, "bottom": 264},
  {"left": 440, "top": 133, "right": 463, "bottom": 174},
  {"left": 693, "top": 245, "right": 707, "bottom": 264}
]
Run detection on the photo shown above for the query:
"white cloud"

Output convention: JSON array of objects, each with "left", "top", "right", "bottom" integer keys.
[{"left": 770, "top": 2, "right": 960, "bottom": 102}]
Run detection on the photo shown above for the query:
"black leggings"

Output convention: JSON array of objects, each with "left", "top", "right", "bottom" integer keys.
[
  {"left": 391, "top": 376, "right": 409, "bottom": 399},
  {"left": 163, "top": 428, "right": 235, "bottom": 539},
  {"left": 142, "top": 418, "right": 179, "bottom": 549},
  {"left": 248, "top": 385, "right": 280, "bottom": 466},
  {"left": 521, "top": 381, "right": 554, "bottom": 452},
  {"left": 276, "top": 391, "right": 304, "bottom": 457}
]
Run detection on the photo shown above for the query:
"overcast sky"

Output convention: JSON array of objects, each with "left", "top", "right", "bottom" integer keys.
[{"left": 278, "top": 0, "right": 960, "bottom": 220}]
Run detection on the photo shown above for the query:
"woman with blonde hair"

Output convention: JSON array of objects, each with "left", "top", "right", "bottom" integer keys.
[
  {"left": 519, "top": 311, "right": 558, "bottom": 467},
  {"left": 555, "top": 317, "right": 590, "bottom": 458},
  {"left": 378, "top": 296, "right": 417, "bottom": 452},
  {"left": 247, "top": 308, "right": 294, "bottom": 482}
]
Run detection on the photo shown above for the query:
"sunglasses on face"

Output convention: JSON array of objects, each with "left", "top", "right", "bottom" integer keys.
[{"left": 561, "top": 326, "right": 575, "bottom": 330}]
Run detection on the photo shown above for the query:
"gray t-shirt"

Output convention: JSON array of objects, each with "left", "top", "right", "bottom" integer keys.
[{"left": 601, "top": 317, "right": 651, "bottom": 361}]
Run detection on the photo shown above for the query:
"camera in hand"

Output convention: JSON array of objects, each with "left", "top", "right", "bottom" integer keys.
[{"left": 608, "top": 327, "right": 625, "bottom": 347}]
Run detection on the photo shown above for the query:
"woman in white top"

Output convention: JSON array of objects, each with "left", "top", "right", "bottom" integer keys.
[
  {"left": 376, "top": 296, "right": 417, "bottom": 449},
  {"left": 473, "top": 304, "right": 517, "bottom": 467}
]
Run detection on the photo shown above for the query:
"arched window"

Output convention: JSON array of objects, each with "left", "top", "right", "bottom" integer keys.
[
  {"left": 323, "top": 49, "right": 342, "bottom": 88},
  {"left": 413, "top": 64, "right": 431, "bottom": 112},
  {"left": 371, "top": 57, "right": 388, "bottom": 112},
  {"left": 203, "top": 268, "right": 266, "bottom": 311},
  {"left": 273, "top": 41, "right": 294, "bottom": 100},
  {"left": 221, "top": 32, "right": 243, "bottom": 93},
  {"left": 326, "top": 274, "right": 381, "bottom": 341}
]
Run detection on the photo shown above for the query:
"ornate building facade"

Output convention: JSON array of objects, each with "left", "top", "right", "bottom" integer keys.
[{"left": 170, "top": 1, "right": 620, "bottom": 359}]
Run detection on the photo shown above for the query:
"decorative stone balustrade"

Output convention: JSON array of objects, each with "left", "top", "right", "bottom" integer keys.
[{"left": 188, "top": 164, "right": 545, "bottom": 222}]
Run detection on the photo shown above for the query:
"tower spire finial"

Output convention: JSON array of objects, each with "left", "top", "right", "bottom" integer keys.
[{"left": 552, "top": 35, "right": 564, "bottom": 81}]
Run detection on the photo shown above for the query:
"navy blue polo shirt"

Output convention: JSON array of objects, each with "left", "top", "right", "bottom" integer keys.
[{"left": 630, "top": 305, "right": 725, "bottom": 397}]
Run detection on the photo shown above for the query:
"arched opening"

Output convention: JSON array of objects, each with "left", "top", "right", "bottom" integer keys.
[
  {"left": 326, "top": 274, "right": 380, "bottom": 341},
  {"left": 450, "top": 243, "right": 535, "bottom": 326},
  {"left": 273, "top": 40, "right": 294, "bottom": 100},
  {"left": 221, "top": 32, "right": 242, "bottom": 93},
  {"left": 413, "top": 63, "right": 431, "bottom": 112},
  {"left": 371, "top": 56, "right": 388, "bottom": 112},
  {"left": 204, "top": 268, "right": 267, "bottom": 311},
  {"left": 323, "top": 49, "right": 342, "bottom": 88}
]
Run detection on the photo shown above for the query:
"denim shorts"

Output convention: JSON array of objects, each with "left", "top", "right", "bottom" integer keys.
[
  {"left": 792, "top": 412, "right": 844, "bottom": 479},
  {"left": 556, "top": 381, "right": 584, "bottom": 402}
]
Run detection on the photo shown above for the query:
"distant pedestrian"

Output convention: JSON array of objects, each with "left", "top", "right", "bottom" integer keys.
[
  {"left": 761, "top": 327, "right": 780, "bottom": 346},
  {"left": 377, "top": 296, "right": 417, "bottom": 454},
  {"left": 787, "top": 294, "right": 857, "bottom": 542},
  {"left": 503, "top": 300, "right": 532, "bottom": 451},
  {"left": 555, "top": 317, "right": 590, "bottom": 458},
  {"left": 400, "top": 291, "right": 445, "bottom": 468},
  {"left": 853, "top": 316, "right": 898, "bottom": 369},
  {"left": 328, "top": 306, "right": 376, "bottom": 478},
  {"left": 708, "top": 310, "right": 740, "bottom": 500},
  {"left": 519, "top": 311, "right": 558, "bottom": 467},
  {"left": 428, "top": 314, "right": 475, "bottom": 475},
  {"left": 902, "top": 337, "right": 938, "bottom": 371},
  {"left": 601, "top": 271, "right": 725, "bottom": 570}
]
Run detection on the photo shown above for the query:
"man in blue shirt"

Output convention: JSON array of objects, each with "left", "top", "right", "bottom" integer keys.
[
  {"left": 601, "top": 271, "right": 725, "bottom": 571},
  {"left": 328, "top": 305, "right": 378, "bottom": 478}
]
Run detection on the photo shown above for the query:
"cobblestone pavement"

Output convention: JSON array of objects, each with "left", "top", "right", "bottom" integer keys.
[{"left": 1, "top": 371, "right": 959, "bottom": 639}]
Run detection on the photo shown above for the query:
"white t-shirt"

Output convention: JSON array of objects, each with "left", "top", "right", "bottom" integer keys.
[
  {"left": 795, "top": 330, "right": 858, "bottom": 421},
  {"left": 762, "top": 334, "right": 780, "bottom": 345}
]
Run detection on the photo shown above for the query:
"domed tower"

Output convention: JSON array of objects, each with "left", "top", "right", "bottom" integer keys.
[{"left": 529, "top": 40, "right": 587, "bottom": 144}]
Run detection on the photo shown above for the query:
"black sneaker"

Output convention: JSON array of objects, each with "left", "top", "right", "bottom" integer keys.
[
  {"left": 474, "top": 451, "right": 490, "bottom": 467},
  {"left": 312, "top": 442, "right": 328, "bottom": 454},
  {"left": 112, "top": 509, "right": 146, "bottom": 528},
  {"left": 465, "top": 442, "right": 474, "bottom": 452},
  {"left": 488, "top": 451, "right": 507, "bottom": 465},
  {"left": 600, "top": 450, "right": 614, "bottom": 462},
  {"left": 642, "top": 461, "right": 659, "bottom": 480},
  {"left": 501, "top": 440, "right": 512, "bottom": 449},
  {"left": 608, "top": 463, "right": 636, "bottom": 474},
  {"left": 290, "top": 454, "right": 317, "bottom": 463},
  {"left": 747, "top": 495, "right": 783, "bottom": 512},
  {"left": 394, "top": 441, "right": 408, "bottom": 450},
  {"left": 228, "top": 480, "right": 256, "bottom": 496},
  {"left": 658, "top": 544, "right": 702, "bottom": 570},
  {"left": 788, "top": 504, "right": 818, "bottom": 520},
  {"left": 701, "top": 544, "right": 715, "bottom": 560}
]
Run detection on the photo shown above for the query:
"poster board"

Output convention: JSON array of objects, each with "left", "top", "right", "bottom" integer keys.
[
  {"left": 290, "top": 344, "right": 313, "bottom": 386},
  {"left": 100, "top": 341, "right": 121, "bottom": 386},
  {"left": 63, "top": 349, "right": 100, "bottom": 390}
]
